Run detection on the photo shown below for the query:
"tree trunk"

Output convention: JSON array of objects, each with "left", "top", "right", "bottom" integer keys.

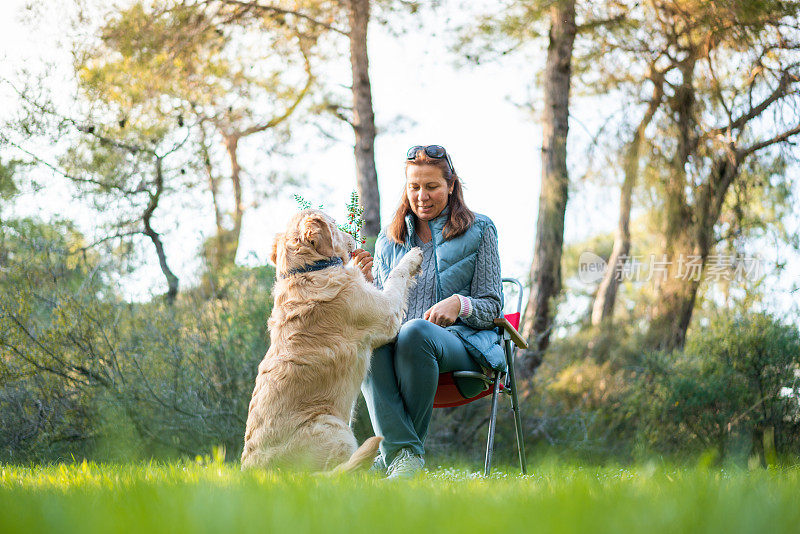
[
  {"left": 591, "top": 77, "right": 664, "bottom": 326},
  {"left": 347, "top": 0, "right": 380, "bottom": 251},
  {"left": 223, "top": 134, "right": 244, "bottom": 267},
  {"left": 203, "top": 145, "right": 224, "bottom": 238},
  {"left": 644, "top": 221, "right": 703, "bottom": 351},
  {"left": 645, "top": 155, "right": 739, "bottom": 351},
  {"left": 142, "top": 156, "right": 179, "bottom": 303},
  {"left": 200, "top": 126, "right": 226, "bottom": 274},
  {"left": 643, "top": 55, "right": 699, "bottom": 351},
  {"left": 520, "top": 0, "right": 576, "bottom": 376}
]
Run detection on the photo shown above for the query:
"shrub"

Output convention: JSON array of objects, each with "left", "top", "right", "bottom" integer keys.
[
  {"left": 638, "top": 312, "right": 800, "bottom": 461},
  {"left": 515, "top": 312, "right": 800, "bottom": 463},
  {"left": 0, "top": 219, "right": 273, "bottom": 462}
]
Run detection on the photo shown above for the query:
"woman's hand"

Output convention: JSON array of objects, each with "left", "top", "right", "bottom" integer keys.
[
  {"left": 351, "top": 248, "right": 374, "bottom": 282},
  {"left": 424, "top": 295, "right": 461, "bottom": 327}
]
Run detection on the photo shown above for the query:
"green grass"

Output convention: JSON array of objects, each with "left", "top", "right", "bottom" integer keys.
[{"left": 2, "top": 457, "right": 799, "bottom": 534}]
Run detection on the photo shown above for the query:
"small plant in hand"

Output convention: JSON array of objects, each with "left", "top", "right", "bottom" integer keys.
[
  {"left": 340, "top": 190, "right": 367, "bottom": 246},
  {"left": 293, "top": 191, "right": 366, "bottom": 246}
]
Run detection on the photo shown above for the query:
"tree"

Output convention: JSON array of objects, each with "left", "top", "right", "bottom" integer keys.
[
  {"left": 347, "top": 0, "right": 381, "bottom": 246},
  {"left": 455, "top": 0, "right": 629, "bottom": 375},
  {"left": 590, "top": 67, "right": 666, "bottom": 326},
  {"left": 4, "top": 77, "right": 188, "bottom": 302},
  {"left": 610, "top": 1, "right": 800, "bottom": 350},
  {"left": 80, "top": 1, "right": 315, "bottom": 273},
  {"left": 215, "top": 0, "right": 389, "bottom": 249},
  {"left": 521, "top": 0, "right": 577, "bottom": 374}
]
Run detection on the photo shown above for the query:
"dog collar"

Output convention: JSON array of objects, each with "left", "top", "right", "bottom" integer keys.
[{"left": 281, "top": 256, "right": 344, "bottom": 279}]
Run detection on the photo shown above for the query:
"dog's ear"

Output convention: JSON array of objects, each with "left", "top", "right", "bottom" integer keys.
[
  {"left": 270, "top": 233, "right": 284, "bottom": 265},
  {"left": 300, "top": 213, "right": 334, "bottom": 257}
]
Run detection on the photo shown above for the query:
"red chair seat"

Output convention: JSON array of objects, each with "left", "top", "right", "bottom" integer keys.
[
  {"left": 432, "top": 312, "right": 517, "bottom": 408},
  {"left": 433, "top": 372, "right": 504, "bottom": 408}
]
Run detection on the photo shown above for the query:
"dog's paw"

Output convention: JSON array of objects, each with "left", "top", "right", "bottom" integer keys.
[{"left": 402, "top": 247, "right": 423, "bottom": 277}]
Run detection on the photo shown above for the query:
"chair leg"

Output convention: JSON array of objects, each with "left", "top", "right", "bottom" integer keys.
[
  {"left": 483, "top": 371, "right": 500, "bottom": 477},
  {"left": 505, "top": 339, "right": 528, "bottom": 475}
]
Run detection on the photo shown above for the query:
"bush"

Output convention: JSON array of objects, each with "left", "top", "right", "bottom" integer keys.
[
  {"left": 513, "top": 325, "right": 650, "bottom": 460},
  {"left": 639, "top": 313, "right": 800, "bottom": 462},
  {"left": 516, "top": 312, "right": 800, "bottom": 463},
  {"left": 0, "top": 218, "right": 273, "bottom": 463}
]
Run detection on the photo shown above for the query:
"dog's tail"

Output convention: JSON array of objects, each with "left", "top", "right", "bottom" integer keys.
[{"left": 329, "top": 436, "right": 382, "bottom": 474}]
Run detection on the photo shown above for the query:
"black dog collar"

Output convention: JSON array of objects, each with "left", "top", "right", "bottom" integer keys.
[{"left": 281, "top": 256, "right": 344, "bottom": 279}]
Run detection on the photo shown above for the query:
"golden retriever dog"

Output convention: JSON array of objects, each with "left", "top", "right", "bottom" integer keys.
[{"left": 241, "top": 209, "right": 422, "bottom": 472}]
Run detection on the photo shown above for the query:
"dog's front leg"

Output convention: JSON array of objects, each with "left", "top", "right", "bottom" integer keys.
[{"left": 369, "top": 247, "right": 423, "bottom": 345}]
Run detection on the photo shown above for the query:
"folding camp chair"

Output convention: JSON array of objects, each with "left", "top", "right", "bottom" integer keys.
[{"left": 433, "top": 278, "right": 528, "bottom": 476}]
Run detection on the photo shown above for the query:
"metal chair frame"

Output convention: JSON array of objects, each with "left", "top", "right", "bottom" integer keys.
[{"left": 444, "top": 278, "right": 528, "bottom": 476}]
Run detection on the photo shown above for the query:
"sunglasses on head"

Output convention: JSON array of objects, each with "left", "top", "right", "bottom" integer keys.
[{"left": 406, "top": 145, "right": 455, "bottom": 174}]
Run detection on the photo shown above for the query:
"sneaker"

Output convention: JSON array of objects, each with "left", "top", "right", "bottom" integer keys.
[
  {"left": 385, "top": 448, "right": 424, "bottom": 479},
  {"left": 368, "top": 454, "right": 387, "bottom": 476}
]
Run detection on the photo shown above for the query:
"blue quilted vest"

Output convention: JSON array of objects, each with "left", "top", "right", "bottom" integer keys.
[{"left": 374, "top": 209, "right": 506, "bottom": 371}]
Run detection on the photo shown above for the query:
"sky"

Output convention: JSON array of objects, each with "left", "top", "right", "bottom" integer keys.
[{"left": 1, "top": 0, "right": 798, "bottom": 322}]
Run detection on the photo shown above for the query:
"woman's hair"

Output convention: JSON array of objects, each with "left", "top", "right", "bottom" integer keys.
[{"left": 386, "top": 151, "right": 475, "bottom": 245}]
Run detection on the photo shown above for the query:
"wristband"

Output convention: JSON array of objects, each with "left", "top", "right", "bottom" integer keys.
[{"left": 457, "top": 294, "right": 472, "bottom": 319}]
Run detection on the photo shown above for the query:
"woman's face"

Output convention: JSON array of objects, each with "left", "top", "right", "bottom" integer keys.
[{"left": 406, "top": 165, "right": 454, "bottom": 221}]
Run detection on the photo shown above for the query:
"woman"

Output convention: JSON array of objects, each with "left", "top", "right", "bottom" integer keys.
[{"left": 351, "top": 144, "right": 504, "bottom": 478}]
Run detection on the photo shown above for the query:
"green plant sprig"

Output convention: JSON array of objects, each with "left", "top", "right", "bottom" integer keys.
[{"left": 293, "top": 191, "right": 366, "bottom": 246}]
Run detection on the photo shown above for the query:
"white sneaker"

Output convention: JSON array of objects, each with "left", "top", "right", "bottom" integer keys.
[
  {"left": 368, "top": 454, "right": 387, "bottom": 476},
  {"left": 386, "top": 448, "right": 424, "bottom": 479}
]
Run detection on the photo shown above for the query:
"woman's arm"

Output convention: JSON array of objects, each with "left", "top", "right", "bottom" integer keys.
[
  {"left": 460, "top": 222, "right": 502, "bottom": 329},
  {"left": 423, "top": 220, "right": 503, "bottom": 329}
]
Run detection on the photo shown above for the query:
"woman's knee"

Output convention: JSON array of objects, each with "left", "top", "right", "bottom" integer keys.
[
  {"left": 396, "top": 319, "right": 439, "bottom": 364},
  {"left": 397, "top": 318, "right": 438, "bottom": 346}
]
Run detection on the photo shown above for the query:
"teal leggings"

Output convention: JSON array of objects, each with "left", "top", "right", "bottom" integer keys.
[{"left": 361, "top": 318, "right": 484, "bottom": 462}]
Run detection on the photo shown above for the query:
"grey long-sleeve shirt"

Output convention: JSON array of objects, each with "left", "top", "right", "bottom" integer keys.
[{"left": 375, "top": 225, "right": 502, "bottom": 329}]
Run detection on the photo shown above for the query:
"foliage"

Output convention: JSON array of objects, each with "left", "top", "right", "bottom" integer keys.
[
  {"left": 457, "top": 0, "right": 800, "bottom": 351},
  {"left": 292, "top": 193, "right": 314, "bottom": 211},
  {"left": 77, "top": 1, "right": 315, "bottom": 131},
  {"left": 3, "top": 0, "right": 320, "bottom": 298},
  {"left": 597, "top": 1, "right": 800, "bottom": 349},
  {"left": 0, "top": 218, "right": 273, "bottom": 463},
  {"left": 518, "top": 324, "right": 645, "bottom": 459},
  {"left": 2, "top": 461, "right": 800, "bottom": 533},
  {"left": 341, "top": 190, "right": 367, "bottom": 245},
  {"left": 80, "top": 0, "right": 315, "bottom": 274},
  {"left": 293, "top": 191, "right": 367, "bottom": 245},
  {"left": 639, "top": 313, "right": 800, "bottom": 461},
  {"left": 530, "top": 312, "right": 800, "bottom": 463},
  {"left": 0, "top": 158, "right": 22, "bottom": 203}
]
